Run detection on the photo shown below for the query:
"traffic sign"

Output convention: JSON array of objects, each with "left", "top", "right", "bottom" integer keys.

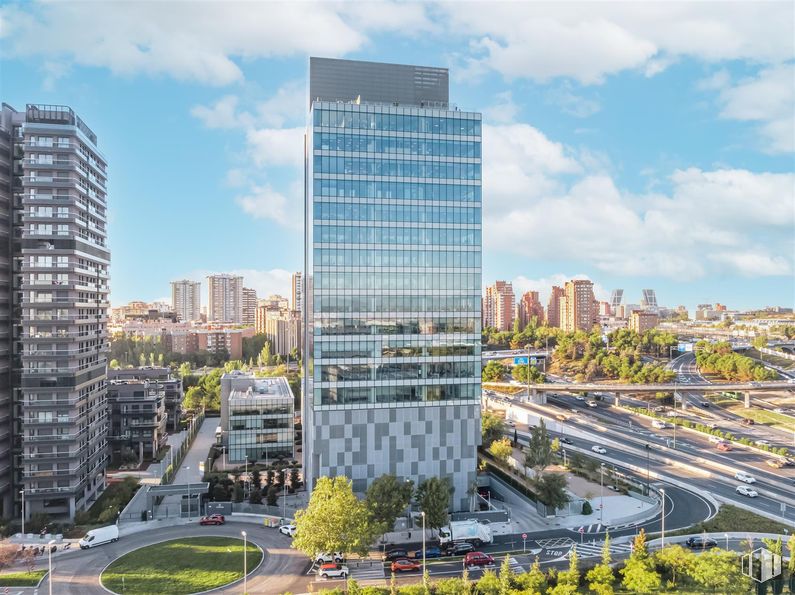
[
  {"left": 522, "top": 533, "right": 527, "bottom": 539},
  {"left": 578, "top": 527, "right": 585, "bottom": 534},
  {"left": 514, "top": 356, "right": 529, "bottom": 365}
]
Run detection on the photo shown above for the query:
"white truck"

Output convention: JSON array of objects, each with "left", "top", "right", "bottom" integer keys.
[
  {"left": 79, "top": 525, "right": 119, "bottom": 549},
  {"left": 438, "top": 520, "right": 493, "bottom": 547}
]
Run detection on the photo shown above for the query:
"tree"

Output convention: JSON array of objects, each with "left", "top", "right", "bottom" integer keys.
[
  {"left": 289, "top": 467, "right": 301, "bottom": 490},
  {"left": 212, "top": 484, "right": 229, "bottom": 501},
  {"left": 481, "top": 410, "right": 505, "bottom": 448},
  {"left": 620, "top": 530, "right": 661, "bottom": 593},
  {"left": 653, "top": 544, "right": 694, "bottom": 588},
  {"left": 251, "top": 468, "right": 262, "bottom": 491},
  {"left": 586, "top": 534, "right": 615, "bottom": 595},
  {"left": 416, "top": 477, "right": 452, "bottom": 530},
  {"left": 476, "top": 569, "right": 500, "bottom": 595},
  {"left": 787, "top": 534, "right": 795, "bottom": 592},
  {"left": 364, "top": 474, "right": 414, "bottom": 534},
  {"left": 266, "top": 485, "right": 279, "bottom": 506},
  {"left": 689, "top": 548, "right": 748, "bottom": 593},
  {"left": 109, "top": 358, "right": 120, "bottom": 369},
  {"left": 753, "top": 334, "right": 769, "bottom": 349},
  {"left": 0, "top": 544, "right": 18, "bottom": 571},
  {"left": 514, "top": 556, "right": 546, "bottom": 593},
  {"left": 525, "top": 419, "right": 553, "bottom": 475},
  {"left": 488, "top": 438, "right": 513, "bottom": 464},
  {"left": 178, "top": 362, "right": 192, "bottom": 378},
  {"left": 552, "top": 546, "right": 579, "bottom": 594},
  {"left": 482, "top": 361, "right": 506, "bottom": 382},
  {"left": 293, "top": 476, "right": 377, "bottom": 558},
  {"left": 498, "top": 554, "right": 513, "bottom": 595},
  {"left": 534, "top": 472, "right": 569, "bottom": 509},
  {"left": 249, "top": 488, "right": 263, "bottom": 504},
  {"left": 260, "top": 342, "right": 272, "bottom": 367},
  {"left": 233, "top": 482, "right": 244, "bottom": 503}
]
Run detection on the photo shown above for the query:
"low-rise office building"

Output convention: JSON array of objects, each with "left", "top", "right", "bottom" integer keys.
[
  {"left": 109, "top": 367, "right": 183, "bottom": 431},
  {"left": 220, "top": 372, "right": 294, "bottom": 464}
]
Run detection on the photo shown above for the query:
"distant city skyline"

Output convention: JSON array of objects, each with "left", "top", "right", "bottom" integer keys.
[{"left": 6, "top": 3, "right": 792, "bottom": 313}]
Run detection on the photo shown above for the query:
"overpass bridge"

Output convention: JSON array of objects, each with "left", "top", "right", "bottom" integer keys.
[
  {"left": 485, "top": 380, "right": 795, "bottom": 407},
  {"left": 481, "top": 349, "right": 550, "bottom": 362}
]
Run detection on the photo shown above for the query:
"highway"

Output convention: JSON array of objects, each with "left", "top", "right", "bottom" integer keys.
[{"left": 499, "top": 392, "right": 795, "bottom": 524}]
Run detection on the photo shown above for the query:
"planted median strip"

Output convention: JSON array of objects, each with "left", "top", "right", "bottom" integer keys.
[
  {"left": 100, "top": 537, "right": 262, "bottom": 595},
  {"left": 0, "top": 570, "right": 47, "bottom": 587}
]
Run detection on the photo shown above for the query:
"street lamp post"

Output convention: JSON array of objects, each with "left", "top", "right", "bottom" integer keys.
[
  {"left": 19, "top": 489, "right": 25, "bottom": 536},
  {"left": 421, "top": 511, "right": 427, "bottom": 585},
  {"left": 644, "top": 444, "right": 651, "bottom": 495},
  {"left": 48, "top": 539, "right": 56, "bottom": 595},
  {"left": 599, "top": 464, "right": 605, "bottom": 526},
  {"left": 660, "top": 488, "right": 666, "bottom": 550},
  {"left": 185, "top": 467, "right": 191, "bottom": 519},
  {"left": 672, "top": 382, "right": 677, "bottom": 449},
  {"left": 241, "top": 530, "right": 248, "bottom": 595},
  {"left": 724, "top": 532, "right": 729, "bottom": 550}
]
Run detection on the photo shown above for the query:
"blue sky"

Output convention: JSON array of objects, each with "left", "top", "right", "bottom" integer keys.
[{"left": 2, "top": 1, "right": 793, "bottom": 312}]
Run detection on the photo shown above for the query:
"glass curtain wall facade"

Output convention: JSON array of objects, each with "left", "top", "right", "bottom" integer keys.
[{"left": 304, "top": 58, "right": 481, "bottom": 510}]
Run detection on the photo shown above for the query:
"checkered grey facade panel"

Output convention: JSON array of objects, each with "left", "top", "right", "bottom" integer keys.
[{"left": 312, "top": 403, "right": 481, "bottom": 510}]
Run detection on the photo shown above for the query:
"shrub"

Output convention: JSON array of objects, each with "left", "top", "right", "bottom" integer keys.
[{"left": 582, "top": 501, "right": 593, "bottom": 515}]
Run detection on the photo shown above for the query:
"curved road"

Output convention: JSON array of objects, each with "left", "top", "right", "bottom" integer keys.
[{"left": 47, "top": 521, "right": 307, "bottom": 594}]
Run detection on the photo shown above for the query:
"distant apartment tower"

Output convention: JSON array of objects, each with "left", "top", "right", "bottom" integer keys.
[
  {"left": 640, "top": 289, "right": 658, "bottom": 311},
  {"left": 207, "top": 274, "right": 243, "bottom": 323},
  {"left": 304, "top": 57, "right": 481, "bottom": 510},
  {"left": 2, "top": 104, "right": 110, "bottom": 519},
  {"left": 264, "top": 310, "right": 301, "bottom": 356},
  {"left": 484, "top": 281, "right": 515, "bottom": 331},
  {"left": 546, "top": 286, "right": 565, "bottom": 328},
  {"left": 629, "top": 310, "right": 660, "bottom": 334},
  {"left": 171, "top": 279, "right": 201, "bottom": 322},
  {"left": 517, "top": 291, "right": 545, "bottom": 328},
  {"left": 560, "top": 280, "right": 596, "bottom": 332},
  {"left": 242, "top": 287, "right": 257, "bottom": 326},
  {"left": 291, "top": 272, "right": 303, "bottom": 315}
]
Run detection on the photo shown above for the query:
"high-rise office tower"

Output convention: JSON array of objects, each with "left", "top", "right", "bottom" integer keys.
[
  {"left": 304, "top": 58, "right": 482, "bottom": 509},
  {"left": 1, "top": 103, "right": 110, "bottom": 519},
  {"left": 610, "top": 289, "right": 624, "bottom": 311},
  {"left": 640, "top": 289, "right": 658, "bottom": 311},
  {"left": 517, "top": 291, "right": 545, "bottom": 329},
  {"left": 546, "top": 286, "right": 565, "bottom": 328},
  {"left": 291, "top": 272, "right": 303, "bottom": 315},
  {"left": 483, "top": 281, "right": 515, "bottom": 331},
  {"left": 206, "top": 274, "right": 243, "bottom": 323},
  {"left": 560, "top": 279, "right": 596, "bottom": 332},
  {"left": 171, "top": 279, "right": 201, "bottom": 322},
  {"left": 242, "top": 287, "right": 257, "bottom": 326}
]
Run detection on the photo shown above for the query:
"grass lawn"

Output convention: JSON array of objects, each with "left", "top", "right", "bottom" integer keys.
[
  {"left": 101, "top": 537, "right": 262, "bottom": 595},
  {"left": 0, "top": 570, "right": 47, "bottom": 586},
  {"left": 746, "top": 348, "right": 795, "bottom": 371},
  {"left": 669, "top": 504, "right": 792, "bottom": 536},
  {"left": 723, "top": 406, "right": 795, "bottom": 432}
]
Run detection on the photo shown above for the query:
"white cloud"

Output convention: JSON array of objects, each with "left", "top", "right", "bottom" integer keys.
[
  {"left": 186, "top": 268, "right": 293, "bottom": 300},
  {"left": 482, "top": 123, "right": 795, "bottom": 280},
  {"left": 245, "top": 127, "right": 305, "bottom": 169},
  {"left": 255, "top": 80, "right": 306, "bottom": 128},
  {"left": 190, "top": 95, "right": 253, "bottom": 129},
  {"left": 1, "top": 2, "right": 370, "bottom": 85},
  {"left": 714, "top": 64, "right": 795, "bottom": 153},
  {"left": 545, "top": 82, "right": 601, "bottom": 118},
  {"left": 235, "top": 184, "right": 296, "bottom": 228},
  {"left": 442, "top": 3, "right": 794, "bottom": 84},
  {"left": 511, "top": 273, "right": 609, "bottom": 304},
  {"left": 481, "top": 91, "right": 519, "bottom": 124}
]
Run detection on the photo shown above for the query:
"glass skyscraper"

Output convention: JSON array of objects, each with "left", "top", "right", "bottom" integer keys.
[{"left": 303, "top": 58, "right": 481, "bottom": 510}]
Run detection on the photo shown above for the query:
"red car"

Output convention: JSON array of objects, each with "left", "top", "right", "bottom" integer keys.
[
  {"left": 391, "top": 558, "right": 421, "bottom": 573},
  {"left": 199, "top": 514, "right": 225, "bottom": 525},
  {"left": 463, "top": 552, "right": 494, "bottom": 569}
]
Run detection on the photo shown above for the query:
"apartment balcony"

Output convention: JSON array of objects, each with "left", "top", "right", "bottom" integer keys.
[
  {"left": 25, "top": 485, "right": 81, "bottom": 495},
  {"left": 25, "top": 445, "right": 88, "bottom": 461},
  {"left": 23, "top": 468, "right": 80, "bottom": 479}
]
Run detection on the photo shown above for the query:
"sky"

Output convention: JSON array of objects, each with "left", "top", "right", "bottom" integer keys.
[{"left": 2, "top": 1, "right": 793, "bottom": 312}]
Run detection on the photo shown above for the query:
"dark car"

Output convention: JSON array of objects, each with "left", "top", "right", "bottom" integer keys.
[
  {"left": 560, "top": 437, "right": 573, "bottom": 445},
  {"left": 686, "top": 537, "right": 718, "bottom": 550},
  {"left": 741, "top": 418, "right": 755, "bottom": 426},
  {"left": 445, "top": 542, "right": 476, "bottom": 556},
  {"left": 463, "top": 552, "right": 495, "bottom": 569},
  {"left": 383, "top": 548, "right": 409, "bottom": 562}
]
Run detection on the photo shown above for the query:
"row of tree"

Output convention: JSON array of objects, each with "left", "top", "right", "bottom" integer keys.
[
  {"left": 292, "top": 474, "right": 455, "bottom": 559},
  {"left": 695, "top": 341, "right": 778, "bottom": 381},
  {"left": 110, "top": 333, "right": 231, "bottom": 369}
]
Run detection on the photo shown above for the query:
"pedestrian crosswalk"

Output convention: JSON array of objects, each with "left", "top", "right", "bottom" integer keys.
[
  {"left": 567, "top": 540, "right": 633, "bottom": 559},
  {"left": 349, "top": 561, "right": 386, "bottom": 581},
  {"left": 570, "top": 523, "right": 605, "bottom": 534}
]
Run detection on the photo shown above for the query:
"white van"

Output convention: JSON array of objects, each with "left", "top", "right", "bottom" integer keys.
[{"left": 79, "top": 525, "right": 119, "bottom": 549}]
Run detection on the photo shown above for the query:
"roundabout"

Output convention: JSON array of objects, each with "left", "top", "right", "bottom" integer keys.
[{"left": 99, "top": 536, "right": 263, "bottom": 595}]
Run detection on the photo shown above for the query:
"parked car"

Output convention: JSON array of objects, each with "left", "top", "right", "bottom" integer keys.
[
  {"left": 736, "top": 485, "right": 758, "bottom": 498},
  {"left": 734, "top": 471, "right": 756, "bottom": 484},
  {"left": 318, "top": 563, "right": 349, "bottom": 579},
  {"left": 591, "top": 445, "right": 607, "bottom": 454},
  {"left": 391, "top": 558, "right": 421, "bottom": 572},
  {"left": 766, "top": 459, "right": 785, "bottom": 469},
  {"left": 383, "top": 548, "right": 409, "bottom": 562},
  {"left": 445, "top": 542, "right": 476, "bottom": 556},
  {"left": 716, "top": 441, "right": 733, "bottom": 452},
  {"left": 685, "top": 536, "right": 718, "bottom": 550},
  {"left": 279, "top": 524, "right": 297, "bottom": 537},
  {"left": 411, "top": 546, "right": 441, "bottom": 559},
  {"left": 559, "top": 437, "right": 573, "bottom": 445},
  {"left": 463, "top": 552, "right": 495, "bottom": 569},
  {"left": 199, "top": 514, "right": 225, "bottom": 526},
  {"left": 316, "top": 552, "right": 345, "bottom": 564}
]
